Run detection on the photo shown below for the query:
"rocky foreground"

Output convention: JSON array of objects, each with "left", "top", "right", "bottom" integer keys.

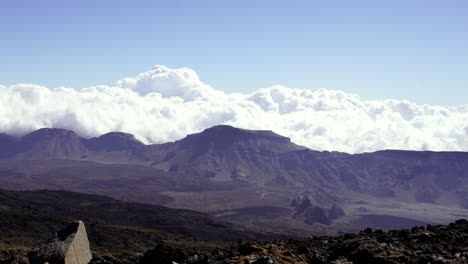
[
  {"left": 95, "top": 219, "right": 468, "bottom": 264},
  {"left": 2, "top": 217, "right": 467, "bottom": 263}
]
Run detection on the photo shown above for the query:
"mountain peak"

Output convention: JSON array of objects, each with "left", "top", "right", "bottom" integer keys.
[
  {"left": 23, "top": 128, "right": 79, "bottom": 140},
  {"left": 172, "top": 125, "right": 302, "bottom": 161},
  {"left": 195, "top": 125, "right": 291, "bottom": 143},
  {"left": 203, "top": 125, "right": 242, "bottom": 132},
  {"left": 86, "top": 132, "right": 145, "bottom": 152},
  {"left": 16, "top": 128, "right": 86, "bottom": 159},
  {"left": 98, "top": 132, "right": 140, "bottom": 142}
]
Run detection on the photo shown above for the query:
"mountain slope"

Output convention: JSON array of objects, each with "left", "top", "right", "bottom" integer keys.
[
  {"left": 0, "top": 126, "right": 467, "bottom": 234},
  {"left": 151, "top": 125, "right": 306, "bottom": 183},
  {"left": 0, "top": 189, "right": 277, "bottom": 241},
  {"left": 17, "top": 128, "right": 87, "bottom": 159}
]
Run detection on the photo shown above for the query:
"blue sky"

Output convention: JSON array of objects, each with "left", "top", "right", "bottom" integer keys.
[{"left": 1, "top": 0, "right": 467, "bottom": 106}]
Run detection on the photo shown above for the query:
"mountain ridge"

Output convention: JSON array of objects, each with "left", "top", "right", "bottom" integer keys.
[
  {"left": 0, "top": 125, "right": 467, "bottom": 234},
  {"left": 3, "top": 126, "right": 466, "bottom": 158}
]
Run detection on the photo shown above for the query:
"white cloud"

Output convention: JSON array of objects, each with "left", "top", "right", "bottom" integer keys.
[
  {"left": 115, "top": 65, "right": 223, "bottom": 100},
  {"left": 0, "top": 65, "right": 467, "bottom": 153}
]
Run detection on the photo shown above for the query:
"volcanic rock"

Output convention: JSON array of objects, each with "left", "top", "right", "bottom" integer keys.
[
  {"left": 28, "top": 220, "right": 92, "bottom": 264},
  {"left": 292, "top": 197, "right": 345, "bottom": 225}
]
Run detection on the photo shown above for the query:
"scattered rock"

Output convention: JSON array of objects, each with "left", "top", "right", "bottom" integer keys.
[
  {"left": 245, "top": 256, "right": 274, "bottom": 264},
  {"left": 139, "top": 244, "right": 184, "bottom": 264},
  {"left": 286, "top": 219, "right": 468, "bottom": 264},
  {"left": 6, "top": 218, "right": 468, "bottom": 264},
  {"left": 28, "top": 220, "right": 92, "bottom": 264}
]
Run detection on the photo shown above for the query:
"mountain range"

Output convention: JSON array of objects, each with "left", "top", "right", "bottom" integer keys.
[{"left": 0, "top": 125, "right": 467, "bottom": 234}]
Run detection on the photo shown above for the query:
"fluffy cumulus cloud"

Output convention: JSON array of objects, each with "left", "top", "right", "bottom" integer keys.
[{"left": 1, "top": 65, "right": 467, "bottom": 153}]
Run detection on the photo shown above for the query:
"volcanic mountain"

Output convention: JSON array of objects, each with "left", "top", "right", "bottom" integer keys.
[{"left": 0, "top": 125, "right": 467, "bottom": 234}]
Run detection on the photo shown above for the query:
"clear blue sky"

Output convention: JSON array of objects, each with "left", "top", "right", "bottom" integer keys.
[{"left": 1, "top": 0, "right": 467, "bottom": 106}]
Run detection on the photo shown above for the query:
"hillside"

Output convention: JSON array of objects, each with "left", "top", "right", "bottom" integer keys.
[{"left": 0, "top": 189, "right": 278, "bottom": 245}]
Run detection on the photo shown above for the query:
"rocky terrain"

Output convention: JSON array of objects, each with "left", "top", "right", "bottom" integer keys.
[
  {"left": 28, "top": 220, "right": 93, "bottom": 264},
  {"left": 3, "top": 217, "right": 467, "bottom": 263},
  {"left": 291, "top": 197, "right": 346, "bottom": 225},
  {"left": 0, "top": 125, "right": 467, "bottom": 234},
  {"left": 134, "top": 219, "right": 468, "bottom": 264}
]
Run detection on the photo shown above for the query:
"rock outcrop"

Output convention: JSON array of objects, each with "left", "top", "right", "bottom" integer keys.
[
  {"left": 291, "top": 197, "right": 345, "bottom": 225},
  {"left": 28, "top": 220, "right": 92, "bottom": 264}
]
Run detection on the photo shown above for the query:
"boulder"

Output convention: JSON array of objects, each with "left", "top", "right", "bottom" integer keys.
[{"left": 28, "top": 220, "right": 92, "bottom": 264}]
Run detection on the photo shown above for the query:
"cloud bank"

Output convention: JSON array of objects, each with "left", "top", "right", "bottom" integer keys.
[{"left": 1, "top": 65, "right": 467, "bottom": 153}]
